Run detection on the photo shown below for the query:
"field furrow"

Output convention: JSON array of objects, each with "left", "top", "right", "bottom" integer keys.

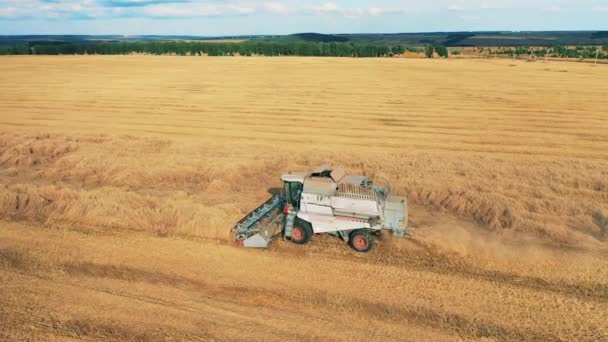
[{"left": 0, "top": 56, "right": 607, "bottom": 341}]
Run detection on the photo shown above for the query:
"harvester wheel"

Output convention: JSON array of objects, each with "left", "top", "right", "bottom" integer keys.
[
  {"left": 349, "top": 230, "right": 374, "bottom": 253},
  {"left": 291, "top": 220, "right": 312, "bottom": 245}
]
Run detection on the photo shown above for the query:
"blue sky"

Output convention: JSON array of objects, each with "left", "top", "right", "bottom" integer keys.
[{"left": 0, "top": 0, "right": 607, "bottom": 35}]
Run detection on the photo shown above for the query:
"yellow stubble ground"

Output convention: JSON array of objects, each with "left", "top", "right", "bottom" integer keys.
[{"left": 0, "top": 56, "right": 607, "bottom": 340}]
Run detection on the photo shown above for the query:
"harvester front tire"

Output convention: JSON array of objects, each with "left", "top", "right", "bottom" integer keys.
[
  {"left": 350, "top": 230, "right": 374, "bottom": 253},
  {"left": 291, "top": 220, "right": 313, "bottom": 245}
]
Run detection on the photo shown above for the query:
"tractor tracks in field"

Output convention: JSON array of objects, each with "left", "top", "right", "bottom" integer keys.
[
  {"left": 50, "top": 261, "right": 564, "bottom": 340},
  {"left": 40, "top": 317, "right": 182, "bottom": 341},
  {"left": 273, "top": 237, "right": 608, "bottom": 305},
  {"left": 4, "top": 215, "right": 606, "bottom": 307},
  {"left": 2, "top": 207, "right": 606, "bottom": 308},
  {"left": 377, "top": 242, "right": 608, "bottom": 304},
  {"left": 0, "top": 245, "right": 561, "bottom": 340}
]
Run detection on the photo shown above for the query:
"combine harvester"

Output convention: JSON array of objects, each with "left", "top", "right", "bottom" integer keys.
[{"left": 233, "top": 166, "right": 409, "bottom": 252}]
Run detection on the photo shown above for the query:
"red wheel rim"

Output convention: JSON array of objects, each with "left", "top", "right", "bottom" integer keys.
[
  {"left": 354, "top": 236, "right": 368, "bottom": 249},
  {"left": 292, "top": 227, "right": 303, "bottom": 241}
]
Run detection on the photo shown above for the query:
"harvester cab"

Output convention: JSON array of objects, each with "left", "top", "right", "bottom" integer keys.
[{"left": 233, "top": 166, "right": 409, "bottom": 252}]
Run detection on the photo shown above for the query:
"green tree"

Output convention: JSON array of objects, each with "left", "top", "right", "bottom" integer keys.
[
  {"left": 435, "top": 45, "right": 448, "bottom": 58},
  {"left": 424, "top": 45, "right": 434, "bottom": 58},
  {"left": 21, "top": 40, "right": 400, "bottom": 58}
]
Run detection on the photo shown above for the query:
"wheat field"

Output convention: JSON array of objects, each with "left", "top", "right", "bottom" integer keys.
[{"left": 1, "top": 56, "right": 607, "bottom": 341}]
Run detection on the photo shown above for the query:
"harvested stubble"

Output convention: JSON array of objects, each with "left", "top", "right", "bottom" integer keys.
[{"left": 0, "top": 56, "right": 607, "bottom": 341}]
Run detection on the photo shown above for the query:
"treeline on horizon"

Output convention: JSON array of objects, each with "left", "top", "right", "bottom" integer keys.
[
  {"left": 0, "top": 40, "right": 409, "bottom": 57},
  {"left": 0, "top": 40, "right": 607, "bottom": 59},
  {"left": 494, "top": 45, "right": 608, "bottom": 59}
]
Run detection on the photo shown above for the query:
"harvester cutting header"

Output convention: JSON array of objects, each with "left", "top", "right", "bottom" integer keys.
[{"left": 233, "top": 166, "right": 409, "bottom": 252}]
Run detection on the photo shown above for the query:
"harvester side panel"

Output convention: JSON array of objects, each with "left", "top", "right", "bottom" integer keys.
[
  {"left": 297, "top": 212, "right": 371, "bottom": 233},
  {"left": 330, "top": 196, "right": 380, "bottom": 218},
  {"left": 383, "top": 195, "right": 409, "bottom": 237}
]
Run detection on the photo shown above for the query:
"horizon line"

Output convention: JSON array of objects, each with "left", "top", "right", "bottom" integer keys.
[{"left": 2, "top": 29, "right": 607, "bottom": 37}]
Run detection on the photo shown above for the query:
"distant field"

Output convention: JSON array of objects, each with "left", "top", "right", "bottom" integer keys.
[
  {"left": 1, "top": 56, "right": 607, "bottom": 159},
  {"left": 1, "top": 56, "right": 607, "bottom": 340}
]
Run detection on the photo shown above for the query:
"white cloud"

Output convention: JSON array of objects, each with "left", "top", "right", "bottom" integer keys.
[
  {"left": 368, "top": 7, "right": 404, "bottom": 16},
  {"left": 460, "top": 14, "right": 481, "bottom": 20},
  {"left": 310, "top": 2, "right": 401, "bottom": 18},
  {"left": 544, "top": 6, "right": 561, "bottom": 13},
  {"left": 0, "top": 7, "right": 18, "bottom": 18},
  {"left": 313, "top": 2, "right": 347, "bottom": 15},
  {"left": 0, "top": 0, "right": 605, "bottom": 22},
  {"left": 480, "top": 0, "right": 508, "bottom": 10},
  {"left": 143, "top": 3, "right": 256, "bottom": 17},
  {"left": 448, "top": 4, "right": 464, "bottom": 12},
  {"left": 0, "top": 0, "right": 101, "bottom": 19},
  {"left": 0, "top": 1, "right": 409, "bottom": 19},
  {"left": 263, "top": 2, "right": 290, "bottom": 15}
]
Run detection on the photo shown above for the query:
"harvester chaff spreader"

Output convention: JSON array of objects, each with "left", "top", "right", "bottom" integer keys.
[{"left": 233, "top": 166, "right": 409, "bottom": 252}]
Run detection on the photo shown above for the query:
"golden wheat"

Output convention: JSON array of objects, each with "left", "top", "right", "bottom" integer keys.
[{"left": 0, "top": 56, "right": 607, "bottom": 341}]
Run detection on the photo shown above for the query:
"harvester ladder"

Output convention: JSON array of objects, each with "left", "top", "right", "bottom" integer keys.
[{"left": 283, "top": 211, "right": 296, "bottom": 240}]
